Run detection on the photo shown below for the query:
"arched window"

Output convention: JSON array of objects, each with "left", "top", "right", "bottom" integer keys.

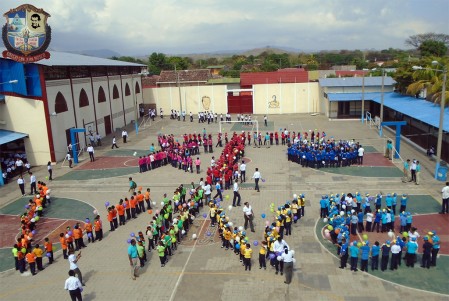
[
  {"left": 112, "top": 85, "right": 119, "bottom": 99},
  {"left": 135, "top": 82, "right": 140, "bottom": 94},
  {"left": 125, "top": 83, "right": 131, "bottom": 96},
  {"left": 79, "top": 89, "right": 89, "bottom": 108},
  {"left": 54, "top": 92, "right": 68, "bottom": 113},
  {"left": 98, "top": 86, "right": 106, "bottom": 103}
]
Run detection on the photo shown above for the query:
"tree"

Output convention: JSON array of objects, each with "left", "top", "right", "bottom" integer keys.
[
  {"left": 405, "top": 33, "right": 449, "bottom": 48},
  {"left": 392, "top": 63, "right": 415, "bottom": 94},
  {"left": 418, "top": 40, "right": 448, "bottom": 57},
  {"left": 148, "top": 52, "right": 168, "bottom": 75},
  {"left": 111, "top": 56, "right": 145, "bottom": 64},
  {"left": 166, "top": 56, "right": 190, "bottom": 70},
  {"left": 406, "top": 59, "right": 449, "bottom": 105}
]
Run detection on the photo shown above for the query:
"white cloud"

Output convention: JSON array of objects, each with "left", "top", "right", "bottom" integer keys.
[{"left": 0, "top": 0, "right": 447, "bottom": 55}]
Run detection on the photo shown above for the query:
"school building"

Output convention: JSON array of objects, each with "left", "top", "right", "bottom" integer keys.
[
  {"left": 0, "top": 49, "right": 145, "bottom": 168},
  {"left": 142, "top": 71, "right": 448, "bottom": 162}
]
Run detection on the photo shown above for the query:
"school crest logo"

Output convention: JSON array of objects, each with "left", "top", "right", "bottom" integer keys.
[{"left": 2, "top": 4, "right": 51, "bottom": 63}]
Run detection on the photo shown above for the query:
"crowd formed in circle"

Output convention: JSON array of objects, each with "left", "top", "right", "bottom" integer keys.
[{"left": 320, "top": 191, "right": 441, "bottom": 272}]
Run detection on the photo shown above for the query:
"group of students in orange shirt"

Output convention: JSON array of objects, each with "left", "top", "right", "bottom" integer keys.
[
  {"left": 106, "top": 188, "right": 153, "bottom": 232},
  {"left": 12, "top": 236, "right": 54, "bottom": 275},
  {"left": 13, "top": 182, "right": 54, "bottom": 275}
]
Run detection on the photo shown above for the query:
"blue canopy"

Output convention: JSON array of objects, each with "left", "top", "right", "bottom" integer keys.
[
  {"left": 0, "top": 129, "right": 28, "bottom": 145},
  {"left": 327, "top": 92, "right": 449, "bottom": 132}
]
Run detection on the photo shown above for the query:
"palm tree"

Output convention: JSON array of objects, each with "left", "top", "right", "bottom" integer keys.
[{"left": 407, "top": 61, "right": 448, "bottom": 106}]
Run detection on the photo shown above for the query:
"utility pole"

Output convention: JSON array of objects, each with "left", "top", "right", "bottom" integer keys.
[{"left": 174, "top": 64, "right": 182, "bottom": 112}]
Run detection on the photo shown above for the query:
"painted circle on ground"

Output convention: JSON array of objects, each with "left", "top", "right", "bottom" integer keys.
[
  {"left": 241, "top": 157, "right": 252, "bottom": 164},
  {"left": 0, "top": 197, "right": 95, "bottom": 272},
  {"left": 123, "top": 158, "right": 139, "bottom": 167}
]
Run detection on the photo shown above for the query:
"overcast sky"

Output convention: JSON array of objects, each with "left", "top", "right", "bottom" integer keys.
[{"left": 1, "top": 0, "right": 448, "bottom": 56}]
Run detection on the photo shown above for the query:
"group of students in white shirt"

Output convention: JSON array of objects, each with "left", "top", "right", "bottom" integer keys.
[{"left": 2, "top": 157, "right": 31, "bottom": 184}]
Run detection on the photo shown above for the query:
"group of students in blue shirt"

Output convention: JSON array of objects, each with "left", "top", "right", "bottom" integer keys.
[
  {"left": 321, "top": 191, "right": 441, "bottom": 272},
  {"left": 287, "top": 139, "right": 363, "bottom": 169},
  {"left": 320, "top": 192, "right": 416, "bottom": 237},
  {"left": 335, "top": 231, "right": 441, "bottom": 272}
]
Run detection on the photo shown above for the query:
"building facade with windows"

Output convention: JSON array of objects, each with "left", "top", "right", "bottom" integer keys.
[{"left": 0, "top": 49, "right": 144, "bottom": 166}]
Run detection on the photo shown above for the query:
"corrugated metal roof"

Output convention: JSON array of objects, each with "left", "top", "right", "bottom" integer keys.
[
  {"left": 0, "top": 129, "right": 28, "bottom": 145},
  {"left": 319, "top": 76, "right": 396, "bottom": 87},
  {"left": 327, "top": 92, "right": 381, "bottom": 101},
  {"left": 327, "top": 92, "right": 449, "bottom": 131},
  {"left": 0, "top": 47, "right": 145, "bottom": 67}
]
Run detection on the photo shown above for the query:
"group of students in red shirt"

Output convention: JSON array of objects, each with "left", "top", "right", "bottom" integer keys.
[{"left": 205, "top": 132, "right": 246, "bottom": 191}]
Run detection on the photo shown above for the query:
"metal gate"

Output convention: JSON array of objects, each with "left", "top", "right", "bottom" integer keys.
[{"left": 226, "top": 90, "right": 253, "bottom": 114}]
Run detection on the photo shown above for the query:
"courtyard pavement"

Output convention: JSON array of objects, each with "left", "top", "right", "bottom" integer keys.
[{"left": 0, "top": 113, "right": 447, "bottom": 301}]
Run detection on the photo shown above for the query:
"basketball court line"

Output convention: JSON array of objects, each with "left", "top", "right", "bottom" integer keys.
[
  {"left": 123, "top": 158, "right": 139, "bottom": 167},
  {"left": 32, "top": 219, "right": 68, "bottom": 245},
  {"left": 169, "top": 216, "right": 209, "bottom": 301}
]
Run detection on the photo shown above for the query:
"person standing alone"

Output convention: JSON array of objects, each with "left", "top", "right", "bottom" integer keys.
[
  {"left": 64, "top": 270, "right": 83, "bottom": 301},
  {"left": 30, "top": 172, "right": 37, "bottom": 195},
  {"left": 252, "top": 168, "right": 261, "bottom": 192},
  {"left": 357, "top": 145, "right": 364, "bottom": 165},
  {"left": 280, "top": 247, "right": 295, "bottom": 284},
  {"left": 17, "top": 175, "right": 25, "bottom": 196},
  {"left": 87, "top": 144, "right": 95, "bottom": 162},
  {"left": 122, "top": 129, "right": 128, "bottom": 143},
  {"left": 232, "top": 179, "right": 241, "bottom": 207},
  {"left": 128, "top": 239, "right": 139, "bottom": 280},
  {"left": 47, "top": 161, "right": 53, "bottom": 181},
  {"left": 243, "top": 202, "right": 255, "bottom": 232},
  {"left": 68, "top": 248, "right": 85, "bottom": 286},
  {"left": 239, "top": 160, "right": 246, "bottom": 183}
]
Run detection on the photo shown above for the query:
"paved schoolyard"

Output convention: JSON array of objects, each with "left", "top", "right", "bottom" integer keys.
[{"left": 0, "top": 114, "right": 447, "bottom": 301}]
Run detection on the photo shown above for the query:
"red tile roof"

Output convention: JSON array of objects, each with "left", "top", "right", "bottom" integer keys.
[
  {"left": 158, "top": 69, "right": 212, "bottom": 83},
  {"left": 335, "top": 70, "right": 368, "bottom": 77},
  {"left": 142, "top": 75, "right": 160, "bottom": 87},
  {"left": 240, "top": 70, "right": 308, "bottom": 87}
]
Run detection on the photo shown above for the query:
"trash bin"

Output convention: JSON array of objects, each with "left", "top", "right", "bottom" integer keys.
[{"left": 436, "top": 161, "right": 448, "bottom": 181}]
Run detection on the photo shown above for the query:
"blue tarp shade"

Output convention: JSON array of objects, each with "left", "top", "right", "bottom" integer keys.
[
  {"left": 24, "top": 64, "right": 42, "bottom": 97},
  {"left": 0, "top": 60, "right": 42, "bottom": 97},
  {"left": 327, "top": 92, "right": 449, "bottom": 132},
  {"left": 0, "top": 130, "right": 28, "bottom": 145},
  {"left": 0, "top": 59, "right": 27, "bottom": 95}
]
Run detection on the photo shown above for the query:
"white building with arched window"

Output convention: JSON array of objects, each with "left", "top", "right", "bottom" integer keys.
[{"left": 0, "top": 49, "right": 144, "bottom": 166}]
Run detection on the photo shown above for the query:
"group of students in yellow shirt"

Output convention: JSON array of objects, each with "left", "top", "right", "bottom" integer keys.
[{"left": 210, "top": 196, "right": 304, "bottom": 272}]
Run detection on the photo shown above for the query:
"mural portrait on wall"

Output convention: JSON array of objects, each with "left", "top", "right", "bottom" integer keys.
[
  {"left": 268, "top": 95, "right": 280, "bottom": 108},
  {"left": 202, "top": 96, "right": 211, "bottom": 110}
]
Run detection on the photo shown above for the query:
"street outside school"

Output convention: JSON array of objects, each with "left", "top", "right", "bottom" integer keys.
[{"left": 0, "top": 113, "right": 448, "bottom": 301}]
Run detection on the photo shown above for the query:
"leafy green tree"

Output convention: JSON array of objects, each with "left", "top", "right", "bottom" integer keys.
[
  {"left": 418, "top": 40, "right": 448, "bottom": 57},
  {"left": 405, "top": 59, "right": 449, "bottom": 105},
  {"left": 406, "top": 33, "right": 449, "bottom": 48},
  {"left": 148, "top": 52, "right": 168, "bottom": 75},
  {"left": 219, "top": 70, "right": 240, "bottom": 78},
  {"left": 392, "top": 63, "right": 415, "bottom": 94},
  {"left": 111, "top": 56, "right": 145, "bottom": 64},
  {"left": 166, "top": 56, "right": 190, "bottom": 70}
]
